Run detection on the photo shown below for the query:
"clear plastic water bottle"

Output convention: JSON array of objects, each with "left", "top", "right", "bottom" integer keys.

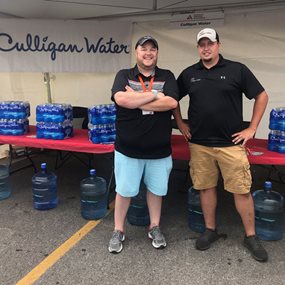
[
  {"left": 268, "top": 130, "right": 280, "bottom": 152},
  {"left": 187, "top": 186, "right": 205, "bottom": 233},
  {"left": 127, "top": 182, "right": 150, "bottom": 226},
  {"left": 253, "top": 181, "right": 284, "bottom": 241},
  {"left": 88, "top": 124, "right": 102, "bottom": 143},
  {"left": 277, "top": 131, "right": 285, "bottom": 154},
  {"left": 36, "top": 104, "right": 44, "bottom": 122},
  {"left": 108, "top": 104, "right": 116, "bottom": 123},
  {"left": 100, "top": 105, "right": 109, "bottom": 124},
  {"left": 32, "top": 163, "right": 58, "bottom": 210},
  {"left": 99, "top": 124, "right": 110, "bottom": 144},
  {"left": 89, "top": 105, "right": 104, "bottom": 125},
  {"left": 109, "top": 123, "right": 116, "bottom": 143},
  {"left": 269, "top": 108, "right": 280, "bottom": 130},
  {"left": 80, "top": 169, "right": 107, "bottom": 220},
  {"left": 278, "top": 107, "right": 285, "bottom": 131},
  {"left": 88, "top": 106, "right": 97, "bottom": 125},
  {"left": 0, "top": 164, "right": 11, "bottom": 200}
]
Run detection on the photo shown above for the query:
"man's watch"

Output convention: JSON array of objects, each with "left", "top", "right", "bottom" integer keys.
[{"left": 151, "top": 89, "right": 158, "bottom": 100}]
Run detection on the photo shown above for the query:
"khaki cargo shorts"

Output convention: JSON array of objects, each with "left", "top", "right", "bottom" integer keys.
[{"left": 189, "top": 143, "right": 252, "bottom": 194}]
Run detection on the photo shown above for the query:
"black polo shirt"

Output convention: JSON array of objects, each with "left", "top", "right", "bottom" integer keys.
[
  {"left": 177, "top": 55, "right": 264, "bottom": 147},
  {"left": 111, "top": 65, "right": 178, "bottom": 159}
]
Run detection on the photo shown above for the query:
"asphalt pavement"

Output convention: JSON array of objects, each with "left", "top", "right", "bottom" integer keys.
[{"left": 0, "top": 151, "right": 285, "bottom": 285}]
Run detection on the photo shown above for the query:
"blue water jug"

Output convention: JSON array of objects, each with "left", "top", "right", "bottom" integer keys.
[
  {"left": 32, "top": 163, "right": 58, "bottom": 210},
  {"left": 127, "top": 182, "right": 150, "bottom": 226},
  {"left": 80, "top": 169, "right": 107, "bottom": 220},
  {"left": 187, "top": 186, "right": 205, "bottom": 233},
  {"left": 0, "top": 164, "right": 11, "bottom": 200},
  {"left": 253, "top": 181, "right": 284, "bottom": 241}
]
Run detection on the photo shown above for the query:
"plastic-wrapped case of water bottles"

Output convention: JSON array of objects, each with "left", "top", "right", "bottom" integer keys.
[
  {"left": 0, "top": 119, "right": 29, "bottom": 136},
  {"left": 268, "top": 107, "right": 285, "bottom": 154},
  {"left": 36, "top": 121, "right": 73, "bottom": 140},
  {"left": 88, "top": 104, "right": 116, "bottom": 144},
  {"left": 0, "top": 101, "right": 30, "bottom": 135},
  {"left": 36, "top": 103, "right": 73, "bottom": 123},
  {"left": 36, "top": 103, "right": 74, "bottom": 140}
]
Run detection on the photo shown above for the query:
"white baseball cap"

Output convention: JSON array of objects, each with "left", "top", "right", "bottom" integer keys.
[{"left": 197, "top": 28, "right": 219, "bottom": 43}]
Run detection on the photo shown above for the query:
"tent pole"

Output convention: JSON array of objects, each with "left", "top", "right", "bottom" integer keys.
[{"left": 44, "top": 72, "right": 52, "bottom": 103}]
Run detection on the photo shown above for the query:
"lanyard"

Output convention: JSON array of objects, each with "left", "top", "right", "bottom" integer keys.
[{"left": 138, "top": 75, "right": 154, "bottom": 92}]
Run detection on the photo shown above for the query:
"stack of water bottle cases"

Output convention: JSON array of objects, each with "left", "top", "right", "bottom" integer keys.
[
  {"left": 88, "top": 104, "right": 116, "bottom": 144},
  {"left": 0, "top": 101, "right": 30, "bottom": 135},
  {"left": 0, "top": 101, "right": 30, "bottom": 200},
  {"left": 268, "top": 107, "right": 285, "bottom": 153},
  {"left": 36, "top": 103, "right": 73, "bottom": 139},
  {"left": 0, "top": 102, "right": 113, "bottom": 220}
]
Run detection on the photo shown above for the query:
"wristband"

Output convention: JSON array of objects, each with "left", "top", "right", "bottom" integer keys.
[{"left": 151, "top": 89, "right": 158, "bottom": 100}]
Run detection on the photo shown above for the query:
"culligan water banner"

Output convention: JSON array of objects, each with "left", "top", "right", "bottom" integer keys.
[{"left": 0, "top": 19, "right": 132, "bottom": 72}]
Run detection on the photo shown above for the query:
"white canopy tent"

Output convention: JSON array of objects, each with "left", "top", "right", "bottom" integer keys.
[
  {"left": 0, "top": 0, "right": 285, "bottom": 147},
  {"left": 1, "top": 0, "right": 285, "bottom": 20}
]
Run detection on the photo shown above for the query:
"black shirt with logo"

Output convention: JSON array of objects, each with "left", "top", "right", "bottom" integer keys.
[
  {"left": 177, "top": 55, "right": 264, "bottom": 147},
  {"left": 111, "top": 65, "right": 178, "bottom": 158}
]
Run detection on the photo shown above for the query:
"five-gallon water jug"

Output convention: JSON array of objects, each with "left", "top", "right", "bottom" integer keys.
[
  {"left": 0, "top": 164, "right": 11, "bottom": 200},
  {"left": 253, "top": 181, "right": 284, "bottom": 241},
  {"left": 187, "top": 186, "right": 205, "bottom": 233},
  {"left": 32, "top": 163, "right": 58, "bottom": 210},
  {"left": 80, "top": 169, "right": 107, "bottom": 220},
  {"left": 127, "top": 182, "right": 150, "bottom": 226}
]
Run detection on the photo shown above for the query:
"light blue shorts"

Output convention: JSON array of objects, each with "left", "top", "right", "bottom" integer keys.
[{"left": 114, "top": 151, "right": 173, "bottom": 197}]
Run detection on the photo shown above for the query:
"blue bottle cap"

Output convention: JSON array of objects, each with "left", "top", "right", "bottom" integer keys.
[
  {"left": 41, "top": 163, "right": 47, "bottom": 169},
  {"left": 90, "top": 169, "right": 96, "bottom": 176},
  {"left": 264, "top": 181, "right": 272, "bottom": 193}
]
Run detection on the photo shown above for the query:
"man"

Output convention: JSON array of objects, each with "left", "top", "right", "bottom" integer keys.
[
  {"left": 173, "top": 28, "right": 269, "bottom": 262},
  {"left": 108, "top": 35, "right": 178, "bottom": 253}
]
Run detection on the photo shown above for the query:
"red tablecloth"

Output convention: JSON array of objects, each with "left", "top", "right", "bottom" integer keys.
[
  {"left": 0, "top": 126, "right": 114, "bottom": 154},
  {"left": 170, "top": 135, "right": 285, "bottom": 165},
  {"left": 246, "top": 138, "right": 285, "bottom": 165},
  {"left": 1, "top": 129, "right": 284, "bottom": 165},
  {"left": 171, "top": 134, "right": 190, "bottom": 160},
  {"left": 0, "top": 130, "right": 189, "bottom": 159}
]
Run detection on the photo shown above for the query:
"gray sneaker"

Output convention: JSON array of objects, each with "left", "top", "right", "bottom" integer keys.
[
  {"left": 108, "top": 230, "right": 125, "bottom": 254},
  {"left": 148, "top": 226, "right": 166, "bottom": 249}
]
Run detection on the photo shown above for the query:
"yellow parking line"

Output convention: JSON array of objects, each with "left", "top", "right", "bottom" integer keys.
[{"left": 16, "top": 201, "right": 115, "bottom": 285}]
